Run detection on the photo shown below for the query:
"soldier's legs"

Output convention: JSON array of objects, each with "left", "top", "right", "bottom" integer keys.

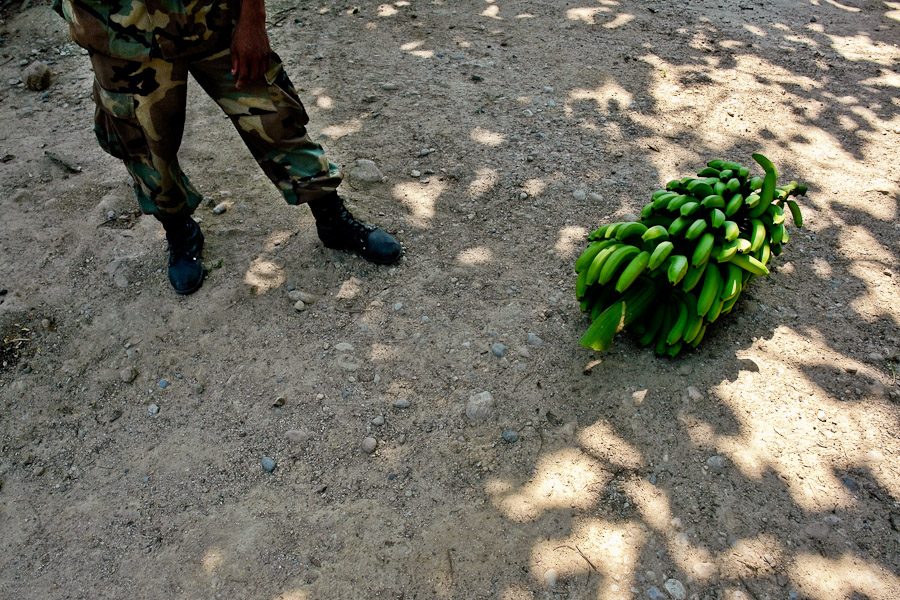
[
  {"left": 89, "top": 53, "right": 201, "bottom": 217},
  {"left": 188, "top": 49, "right": 342, "bottom": 205},
  {"left": 90, "top": 54, "right": 206, "bottom": 293},
  {"left": 189, "top": 49, "right": 402, "bottom": 264}
]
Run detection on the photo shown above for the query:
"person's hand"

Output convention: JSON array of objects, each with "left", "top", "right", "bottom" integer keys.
[{"left": 231, "top": 0, "right": 270, "bottom": 89}]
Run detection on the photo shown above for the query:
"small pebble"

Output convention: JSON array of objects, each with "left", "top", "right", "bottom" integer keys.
[
  {"left": 664, "top": 578, "right": 686, "bottom": 600},
  {"left": 148, "top": 403, "right": 159, "bottom": 415},
  {"left": 23, "top": 61, "right": 51, "bottom": 91},
  {"left": 371, "top": 415, "right": 385, "bottom": 426},
  {"left": 285, "top": 429, "right": 311, "bottom": 443},
  {"left": 213, "top": 202, "right": 228, "bottom": 214},
  {"left": 706, "top": 455, "right": 726, "bottom": 470},
  {"left": 393, "top": 302, "right": 403, "bottom": 311},
  {"left": 491, "top": 342, "right": 507, "bottom": 357},
  {"left": 544, "top": 568, "right": 558, "bottom": 587},
  {"left": 334, "top": 342, "right": 354, "bottom": 352},
  {"left": 527, "top": 333, "right": 543, "bottom": 346},
  {"left": 466, "top": 391, "right": 494, "bottom": 421},
  {"left": 572, "top": 189, "right": 587, "bottom": 202},
  {"left": 119, "top": 367, "right": 137, "bottom": 383},
  {"left": 647, "top": 587, "right": 666, "bottom": 600},
  {"left": 411, "top": 169, "right": 421, "bottom": 177},
  {"left": 158, "top": 380, "right": 168, "bottom": 389},
  {"left": 361, "top": 437, "right": 378, "bottom": 454},
  {"left": 293, "top": 300, "right": 307, "bottom": 312},
  {"left": 817, "top": 410, "right": 826, "bottom": 422},
  {"left": 261, "top": 457, "right": 276, "bottom": 472},
  {"left": 502, "top": 430, "right": 519, "bottom": 443},
  {"left": 392, "top": 399, "right": 411, "bottom": 409}
]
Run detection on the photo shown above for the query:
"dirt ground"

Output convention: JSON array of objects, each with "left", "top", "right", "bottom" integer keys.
[{"left": 1, "top": 0, "right": 899, "bottom": 598}]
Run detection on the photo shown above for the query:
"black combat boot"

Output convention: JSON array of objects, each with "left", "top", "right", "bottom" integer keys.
[
  {"left": 308, "top": 195, "right": 402, "bottom": 264},
  {"left": 155, "top": 214, "right": 205, "bottom": 294}
]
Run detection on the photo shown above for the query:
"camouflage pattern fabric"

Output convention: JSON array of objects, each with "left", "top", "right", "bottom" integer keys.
[
  {"left": 53, "top": 0, "right": 240, "bottom": 61},
  {"left": 90, "top": 48, "right": 343, "bottom": 216}
]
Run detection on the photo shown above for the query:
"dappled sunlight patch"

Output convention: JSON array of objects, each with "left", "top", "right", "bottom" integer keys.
[
  {"left": 603, "top": 13, "right": 635, "bottom": 29},
  {"left": 530, "top": 518, "right": 646, "bottom": 600},
  {"left": 887, "top": 1, "right": 900, "bottom": 22},
  {"left": 824, "top": 0, "right": 861, "bottom": 11},
  {"left": 315, "top": 95, "right": 333, "bottom": 109},
  {"left": 489, "top": 448, "right": 609, "bottom": 522},
  {"left": 392, "top": 179, "right": 445, "bottom": 227},
  {"left": 743, "top": 24, "right": 767, "bottom": 37},
  {"left": 554, "top": 226, "right": 587, "bottom": 257},
  {"left": 456, "top": 246, "right": 494, "bottom": 265},
  {"left": 789, "top": 553, "right": 900, "bottom": 599},
  {"left": 272, "top": 591, "right": 309, "bottom": 600},
  {"left": 718, "top": 534, "right": 784, "bottom": 579},
  {"left": 566, "top": 7, "right": 611, "bottom": 25},
  {"left": 827, "top": 33, "right": 900, "bottom": 65},
  {"left": 577, "top": 420, "right": 645, "bottom": 469},
  {"left": 568, "top": 81, "right": 633, "bottom": 114},
  {"left": 470, "top": 126, "right": 506, "bottom": 147},
  {"left": 321, "top": 117, "right": 364, "bottom": 139},
  {"left": 201, "top": 547, "right": 224, "bottom": 573},
  {"left": 482, "top": 4, "right": 501, "bottom": 20},
  {"left": 523, "top": 178, "right": 546, "bottom": 198},
  {"left": 401, "top": 40, "right": 434, "bottom": 59},
  {"left": 468, "top": 166, "right": 500, "bottom": 199},
  {"left": 244, "top": 258, "right": 285, "bottom": 294},
  {"left": 377, "top": 4, "right": 398, "bottom": 17}
]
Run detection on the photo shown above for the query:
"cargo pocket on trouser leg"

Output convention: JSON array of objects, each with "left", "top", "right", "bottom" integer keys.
[
  {"left": 261, "top": 55, "right": 342, "bottom": 205},
  {"left": 91, "top": 77, "right": 139, "bottom": 161}
]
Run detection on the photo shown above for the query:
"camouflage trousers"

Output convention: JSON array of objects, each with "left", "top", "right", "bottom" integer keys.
[{"left": 89, "top": 48, "right": 343, "bottom": 216}]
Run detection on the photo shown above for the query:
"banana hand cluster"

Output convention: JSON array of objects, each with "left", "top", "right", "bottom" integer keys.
[{"left": 576, "top": 154, "right": 806, "bottom": 356}]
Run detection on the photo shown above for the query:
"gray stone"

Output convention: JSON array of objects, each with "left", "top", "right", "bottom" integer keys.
[
  {"left": 466, "top": 391, "right": 494, "bottom": 421},
  {"left": 285, "top": 429, "right": 311, "bottom": 443},
  {"left": 119, "top": 366, "right": 137, "bottom": 383},
  {"left": 527, "top": 333, "right": 543, "bottom": 346},
  {"left": 490, "top": 342, "right": 507, "bottom": 357},
  {"left": 706, "top": 455, "right": 726, "bottom": 470},
  {"left": 148, "top": 403, "right": 159, "bottom": 415},
  {"left": 664, "top": 578, "right": 686, "bottom": 600},
  {"left": 261, "top": 457, "right": 276, "bottom": 472},
  {"left": 334, "top": 342, "right": 355, "bottom": 352},
  {"left": 371, "top": 415, "right": 385, "bottom": 426},
  {"left": 288, "top": 290, "right": 317, "bottom": 304},
  {"left": 293, "top": 300, "right": 307, "bottom": 312},
  {"left": 647, "top": 587, "right": 666, "bottom": 600},
  {"left": 212, "top": 202, "right": 228, "bottom": 214},
  {"left": 23, "top": 61, "right": 51, "bottom": 91},
  {"left": 347, "top": 159, "right": 384, "bottom": 185},
  {"left": 573, "top": 189, "right": 587, "bottom": 202},
  {"left": 502, "top": 430, "right": 519, "bottom": 443},
  {"left": 392, "top": 399, "right": 411, "bottom": 409},
  {"left": 361, "top": 437, "right": 378, "bottom": 453}
]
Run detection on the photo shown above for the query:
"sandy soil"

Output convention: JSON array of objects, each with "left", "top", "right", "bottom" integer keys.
[{"left": 2, "top": 1, "right": 900, "bottom": 599}]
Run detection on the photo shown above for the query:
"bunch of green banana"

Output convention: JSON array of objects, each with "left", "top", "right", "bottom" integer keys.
[{"left": 577, "top": 153, "right": 807, "bottom": 356}]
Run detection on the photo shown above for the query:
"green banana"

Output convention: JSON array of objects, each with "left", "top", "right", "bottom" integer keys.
[
  {"left": 726, "top": 177, "right": 741, "bottom": 194},
  {"left": 681, "top": 262, "right": 706, "bottom": 292},
  {"left": 648, "top": 240, "right": 675, "bottom": 271},
  {"left": 652, "top": 189, "right": 673, "bottom": 201},
  {"left": 744, "top": 193, "right": 761, "bottom": 209},
  {"left": 622, "top": 277, "right": 659, "bottom": 326},
  {"left": 615, "top": 222, "right": 648, "bottom": 241},
  {"left": 718, "top": 169, "right": 734, "bottom": 180},
  {"left": 715, "top": 239, "right": 740, "bottom": 262},
  {"left": 640, "top": 202, "right": 655, "bottom": 219},
  {"left": 706, "top": 159, "right": 726, "bottom": 169},
  {"left": 680, "top": 201, "right": 701, "bottom": 217},
  {"left": 771, "top": 223, "right": 785, "bottom": 245},
  {"left": 747, "top": 176, "right": 764, "bottom": 191},
  {"left": 736, "top": 237, "right": 752, "bottom": 254},
  {"left": 766, "top": 203, "right": 785, "bottom": 225},
  {"left": 668, "top": 216, "right": 691, "bottom": 237},
  {"left": 681, "top": 293, "right": 703, "bottom": 344},
  {"left": 666, "top": 194, "right": 692, "bottom": 213},
  {"left": 653, "top": 191, "right": 679, "bottom": 209},
  {"left": 588, "top": 223, "right": 613, "bottom": 240},
  {"left": 615, "top": 250, "right": 651, "bottom": 293},
  {"left": 710, "top": 208, "right": 727, "bottom": 228},
  {"left": 654, "top": 304, "right": 673, "bottom": 356},
  {"left": 786, "top": 199, "right": 803, "bottom": 227},
  {"left": 667, "top": 254, "right": 689, "bottom": 285},
  {"left": 575, "top": 239, "right": 616, "bottom": 272},
  {"left": 721, "top": 263, "right": 743, "bottom": 301},
  {"left": 637, "top": 305, "right": 665, "bottom": 347},
  {"left": 687, "top": 180, "right": 714, "bottom": 199},
  {"left": 696, "top": 167, "right": 721, "bottom": 177},
  {"left": 685, "top": 218, "right": 708, "bottom": 241},
  {"left": 688, "top": 324, "right": 707, "bottom": 348},
  {"left": 714, "top": 180, "right": 727, "bottom": 196},
  {"left": 724, "top": 193, "right": 744, "bottom": 217},
  {"left": 642, "top": 225, "right": 670, "bottom": 243},
  {"left": 665, "top": 296, "right": 689, "bottom": 345},
  {"left": 729, "top": 253, "right": 770, "bottom": 276},
  {"left": 692, "top": 232, "right": 715, "bottom": 267},
  {"left": 696, "top": 262, "right": 724, "bottom": 318},
  {"left": 748, "top": 155, "right": 777, "bottom": 218},
  {"left": 585, "top": 244, "right": 620, "bottom": 285},
  {"left": 598, "top": 244, "right": 641, "bottom": 285},
  {"left": 579, "top": 301, "right": 625, "bottom": 351},
  {"left": 723, "top": 221, "right": 740, "bottom": 242},
  {"left": 701, "top": 194, "right": 726, "bottom": 209},
  {"left": 749, "top": 219, "right": 767, "bottom": 252},
  {"left": 721, "top": 160, "right": 744, "bottom": 171},
  {"left": 756, "top": 238, "right": 771, "bottom": 266}
]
